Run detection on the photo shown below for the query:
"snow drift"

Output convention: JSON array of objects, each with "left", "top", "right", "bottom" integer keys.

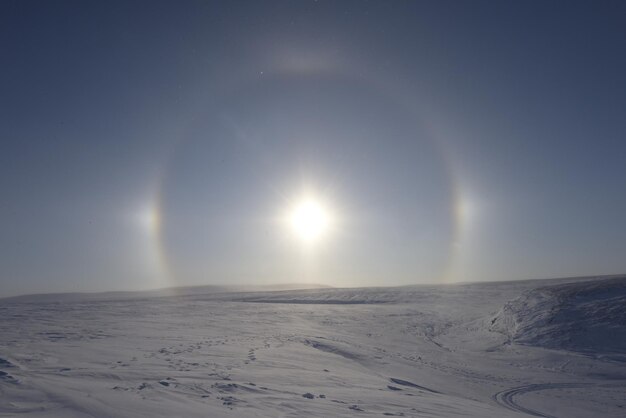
[{"left": 490, "top": 276, "right": 626, "bottom": 353}]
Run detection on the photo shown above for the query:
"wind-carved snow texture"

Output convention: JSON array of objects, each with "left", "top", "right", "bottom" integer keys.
[
  {"left": 490, "top": 277, "right": 626, "bottom": 354},
  {"left": 0, "top": 276, "right": 625, "bottom": 417}
]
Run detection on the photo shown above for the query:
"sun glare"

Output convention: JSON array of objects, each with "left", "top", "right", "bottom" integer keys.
[{"left": 287, "top": 197, "right": 333, "bottom": 243}]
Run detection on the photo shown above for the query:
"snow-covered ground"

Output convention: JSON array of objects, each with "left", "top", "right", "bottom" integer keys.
[{"left": 1, "top": 276, "right": 625, "bottom": 417}]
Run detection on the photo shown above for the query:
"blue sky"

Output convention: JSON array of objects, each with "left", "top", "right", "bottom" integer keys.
[{"left": 1, "top": 1, "right": 625, "bottom": 296}]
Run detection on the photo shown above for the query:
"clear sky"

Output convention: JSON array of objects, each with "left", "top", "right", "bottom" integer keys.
[{"left": 1, "top": 1, "right": 626, "bottom": 296}]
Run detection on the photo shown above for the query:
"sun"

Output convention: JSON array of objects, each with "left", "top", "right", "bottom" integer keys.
[{"left": 287, "top": 197, "right": 333, "bottom": 243}]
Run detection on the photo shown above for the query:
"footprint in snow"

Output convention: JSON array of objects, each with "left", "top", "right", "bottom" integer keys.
[
  {"left": 0, "top": 371, "right": 16, "bottom": 381},
  {"left": 0, "top": 358, "right": 14, "bottom": 368}
]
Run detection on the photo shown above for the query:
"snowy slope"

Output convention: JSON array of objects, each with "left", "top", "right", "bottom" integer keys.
[
  {"left": 490, "top": 276, "right": 626, "bottom": 354},
  {"left": 1, "top": 276, "right": 625, "bottom": 417}
]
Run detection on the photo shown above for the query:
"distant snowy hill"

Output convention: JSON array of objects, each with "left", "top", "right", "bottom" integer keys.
[
  {"left": 490, "top": 275, "right": 626, "bottom": 354},
  {"left": 0, "top": 283, "right": 331, "bottom": 304}
]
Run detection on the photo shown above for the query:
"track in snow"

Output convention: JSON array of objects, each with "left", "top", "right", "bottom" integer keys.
[
  {"left": 493, "top": 383, "right": 586, "bottom": 417},
  {"left": 493, "top": 382, "right": 626, "bottom": 418}
]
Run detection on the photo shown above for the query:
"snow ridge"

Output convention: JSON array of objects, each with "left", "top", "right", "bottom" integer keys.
[{"left": 490, "top": 276, "right": 626, "bottom": 354}]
